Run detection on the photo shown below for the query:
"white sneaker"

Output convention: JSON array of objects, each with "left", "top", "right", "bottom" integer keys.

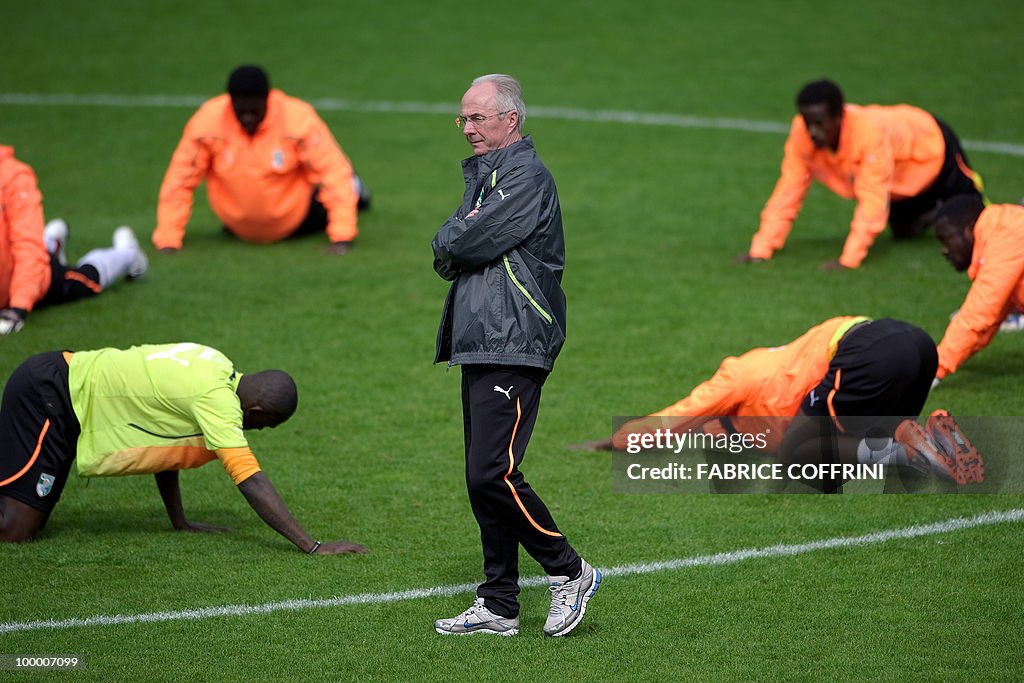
[
  {"left": 1000, "top": 312, "right": 1024, "bottom": 333},
  {"left": 434, "top": 597, "right": 519, "bottom": 636},
  {"left": 544, "top": 559, "right": 602, "bottom": 637},
  {"left": 44, "top": 218, "right": 69, "bottom": 265},
  {"left": 113, "top": 226, "right": 148, "bottom": 280}
]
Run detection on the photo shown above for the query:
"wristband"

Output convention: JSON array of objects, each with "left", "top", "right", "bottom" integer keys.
[{"left": 308, "top": 540, "right": 322, "bottom": 554}]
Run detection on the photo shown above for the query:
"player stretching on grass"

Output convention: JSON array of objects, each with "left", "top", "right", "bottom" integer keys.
[
  {"left": 0, "top": 342, "right": 367, "bottom": 554},
  {"left": 575, "top": 317, "right": 982, "bottom": 489},
  {"left": 0, "top": 145, "right": 147, "bottom": 335},
  {"left": 152, "top": 65, "right": 370, "bottom": 255},
  {"left": 738, "top": 79, "right": 984, "bottom": 271},
  {"left": 932, "top": 195, "right": 1024, "bottom": 386}
]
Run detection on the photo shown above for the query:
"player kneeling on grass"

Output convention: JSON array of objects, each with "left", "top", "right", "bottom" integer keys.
[
  {"left": 1, "top": 145, "right": 147, "bottom": 335},
  {"left": 775, "top": 319, "right": 983, "bottom": 491},
  {"left": 0, "top": 342, "right": 366, "bottom": 554},
  {"left": 575, "top": 317, "right": 982, "bottom": 488}
]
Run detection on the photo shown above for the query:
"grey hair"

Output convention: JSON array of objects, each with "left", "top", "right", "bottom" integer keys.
[{"left": 471, "top": 74, "right": 525, "bottom": 132}]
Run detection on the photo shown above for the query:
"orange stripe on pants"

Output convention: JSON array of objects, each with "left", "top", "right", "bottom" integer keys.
[
  {"left": 64, "top": 271, "right": 103, "bottom": 294},
  {"left": 827, "top": 369, "right": 845, "bottom": 433},
  {"left": 503, "top": 397, "right": 563, "bottom": 538},
  {"left": 955, "top": 153, "right": 974, "bottom": 181},
  {"left": 0, "top": 419, "right": 50, "bottom": 487}
]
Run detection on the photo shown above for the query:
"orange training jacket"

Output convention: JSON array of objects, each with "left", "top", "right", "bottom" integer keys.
[
  {"left": 612, "top": 316, "right": 860, "bottom": 452},
  {"left": 936, "top": 204, "right": 1024, "bottom": 378},
  {"left": 750, "top": 104, "right": 945, "bottom": 268},
  {"left": 0, "top": 146, "right": 52, "bottom": 311},
  {"left": 153, "top": 90, "right": 358, "bottom": 249}
]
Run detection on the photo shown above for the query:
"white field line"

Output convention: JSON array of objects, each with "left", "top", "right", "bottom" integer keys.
[
  {"left": 2, "top": 92, "right": 1023, "bottom": 158},
  {"left": 1, "top": 508, "right": 1020, "bottom": 635}
]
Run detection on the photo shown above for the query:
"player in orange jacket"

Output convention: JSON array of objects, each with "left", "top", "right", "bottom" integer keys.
[
  {"left": 575, "top": 317, "right": 979, "bottom": 486},
  {"left": 0, "top": 146, "right": 147, "bottom": 335},
  {"left": 740, "top": 80, "right": 983, "bottom": 271},
  {"left": 933, "top": 195, "right": 1024, "bottom": 383},
  {"left": 152, "top": 66, "right": 369, "bottom": 255},
  {"left": 584, "top": 317, "right": 865, "bottom": 454}
]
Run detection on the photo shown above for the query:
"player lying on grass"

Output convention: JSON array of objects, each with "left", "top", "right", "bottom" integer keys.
[
  {"left": 932, "top": 195, "right": 1024, "bottom": 386},
  {"left": 738, "top": 79, "right": 984, "bottom": 271},
  {"left": 0, "top": 342, "right": 367, "bottom": 553},
  {"left": 574, "top": 317, "right": 982, "bottom": 487},
  {"left": 1, "top": 145, "right": 147, "bottom": 335}
]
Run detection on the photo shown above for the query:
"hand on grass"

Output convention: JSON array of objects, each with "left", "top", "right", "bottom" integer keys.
[
  {"left": 0, "top": 308, "right": 27, "bottom": 335},
  {"left": 819, "top": 259, "right": 849, "bottom": 272},
  {"left": 314, "top": 540, "right": 369, "bottom": 555},
  {"left": 325, "top": 241, "right": 352, "bottom": 256},
  {"left": 734, "top": 253, "right": 765, "bottom": 264}
]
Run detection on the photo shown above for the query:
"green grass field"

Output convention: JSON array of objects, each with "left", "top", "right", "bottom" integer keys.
[{"left": 2, "top": 1, "right": 1023, "bottom": 680}]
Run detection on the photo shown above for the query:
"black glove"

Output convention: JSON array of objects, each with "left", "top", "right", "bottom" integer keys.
[{"left": 0, "top": 308, "right": 27, "bottom": 335}]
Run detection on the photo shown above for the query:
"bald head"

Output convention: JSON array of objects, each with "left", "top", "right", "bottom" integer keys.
[{"left": 236, "top": 370, "right": 298, "bottom": 430}]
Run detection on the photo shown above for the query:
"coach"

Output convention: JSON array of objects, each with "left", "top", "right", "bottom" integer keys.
[{"left": 431, "top": 74, "right": 599, "bottom": 637}]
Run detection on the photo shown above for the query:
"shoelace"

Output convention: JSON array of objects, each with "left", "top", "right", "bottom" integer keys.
[
  {"left": 547, "top": 582, "right": 573, "bottom": 617},
  {"left": 458, "top": 599, "right": 487, "bottom": 621}
]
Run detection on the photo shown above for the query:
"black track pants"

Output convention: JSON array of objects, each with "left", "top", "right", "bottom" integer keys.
[{"left": 461, "top": 365, "right": 581, "bottom": 618}]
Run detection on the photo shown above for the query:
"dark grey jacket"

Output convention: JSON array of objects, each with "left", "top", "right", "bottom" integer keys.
[{"left": 433, "top": 136, "right": 566, "bottom": 371}]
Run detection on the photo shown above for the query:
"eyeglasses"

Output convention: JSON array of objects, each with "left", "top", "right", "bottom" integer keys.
[{"left": 455, "top": 111, "right": 511, "bottom": 128}]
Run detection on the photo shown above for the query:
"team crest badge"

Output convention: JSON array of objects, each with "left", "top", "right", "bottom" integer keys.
[
  {"left": 36, "top": 473, "right": 55, "bottom": 497},
  {"left": 272, "top": 150, "right": 284, "bottom": 169}
]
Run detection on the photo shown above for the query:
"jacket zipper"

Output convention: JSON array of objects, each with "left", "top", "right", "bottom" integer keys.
[{"left": 502, "top": 256, "right": 553, "bottom": 324}]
